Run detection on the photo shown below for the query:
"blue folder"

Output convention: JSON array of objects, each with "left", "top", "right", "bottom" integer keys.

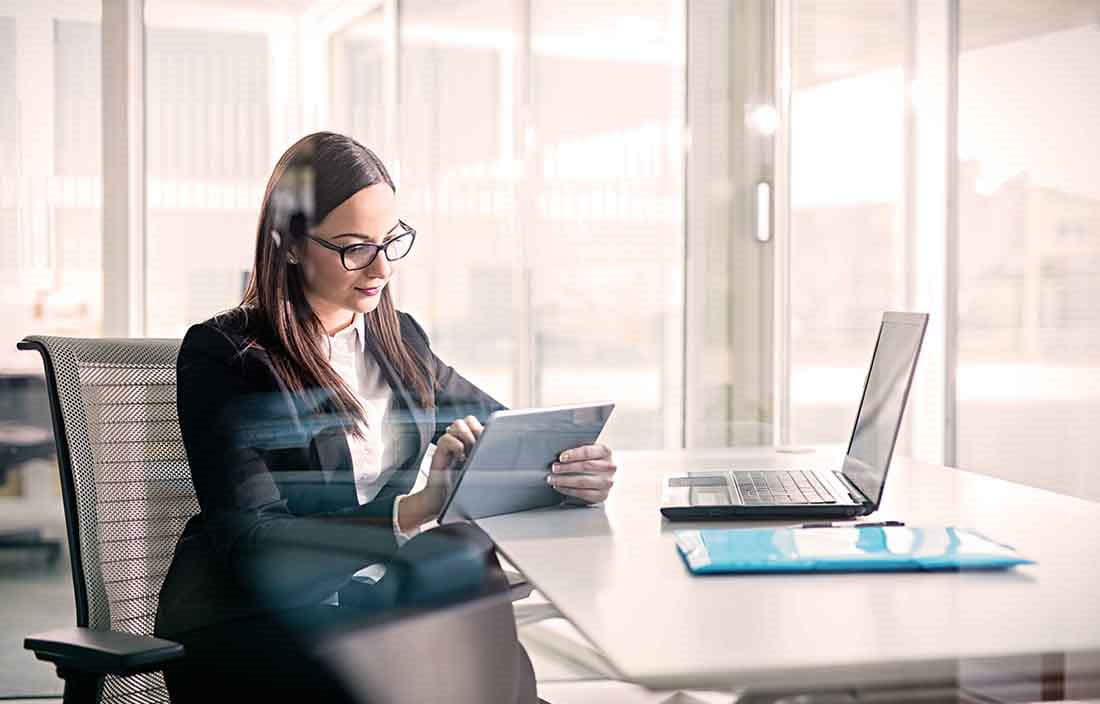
[{"left": 675, "top": 525, "right": 1032, "bottom": 574}]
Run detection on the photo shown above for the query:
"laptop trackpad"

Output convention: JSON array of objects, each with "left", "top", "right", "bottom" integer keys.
[
  {"left": 690, "top": 488, "right": 732, "bottom": 506},
  {"left": 670, "top": 475, "right": 728, "bottom": 487}
]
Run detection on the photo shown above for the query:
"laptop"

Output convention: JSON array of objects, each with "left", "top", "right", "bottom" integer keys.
[{"left": 661, "top": 311, "right": 928, "bottom": 521}]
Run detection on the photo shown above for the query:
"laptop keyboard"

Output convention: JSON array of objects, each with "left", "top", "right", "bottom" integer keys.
[{"left": 732, "top": 470, "right": 836, "bottom": 505}]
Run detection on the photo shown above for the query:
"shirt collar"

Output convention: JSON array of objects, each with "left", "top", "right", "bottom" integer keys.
[{"left": 326, "top": 313, "right": 366, "bottom": 355}]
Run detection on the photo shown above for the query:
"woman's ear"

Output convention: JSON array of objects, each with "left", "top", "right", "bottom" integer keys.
[{"left": 272, "top": 229, "right": 300, "bottom": 264}]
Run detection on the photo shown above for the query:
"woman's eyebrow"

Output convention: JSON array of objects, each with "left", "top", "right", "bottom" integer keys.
[
  {"left": 331, "top": 232, "right": 385, "bottom": 243},
  {"left": 330, "top": 222, "right": 400, "bottom": 243}
]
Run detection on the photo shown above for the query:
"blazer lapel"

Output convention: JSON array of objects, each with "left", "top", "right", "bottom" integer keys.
[
  {"left": 363, "top": 329, "right": 432, "bottom": 457},
  {"left": 313, "top": 424, "right": 357, "bottom": 506}
]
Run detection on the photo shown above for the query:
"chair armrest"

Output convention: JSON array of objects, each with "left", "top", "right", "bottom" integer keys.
[{"left": 25, "top": 627, "right": 185, "bottom": 676}]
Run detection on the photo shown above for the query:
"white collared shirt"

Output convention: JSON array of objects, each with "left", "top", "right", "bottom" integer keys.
[{"left": 323, "top": 314, "right": 416, "bottom": 545}]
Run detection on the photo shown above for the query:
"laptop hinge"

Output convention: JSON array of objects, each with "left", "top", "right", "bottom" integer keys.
[{"left": 833, "top": 471, "right": 871, "bottom": 505}]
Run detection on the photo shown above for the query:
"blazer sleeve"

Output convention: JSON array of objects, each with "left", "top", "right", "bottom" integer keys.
[
  {"left": 398, "top": 313, "right": 508, "bottom": 444},
  {"left": 177, "top": 322, "right": 401, "bottom": 607}
]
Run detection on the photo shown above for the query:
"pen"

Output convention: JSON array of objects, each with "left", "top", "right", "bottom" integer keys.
[{"left": 798, "top": 520, "right": 906, "bottom": 529}]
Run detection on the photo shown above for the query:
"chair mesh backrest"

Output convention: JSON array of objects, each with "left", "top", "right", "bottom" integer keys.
[{"left": 25, "top": 336, "right": 196, "bottom": 704}]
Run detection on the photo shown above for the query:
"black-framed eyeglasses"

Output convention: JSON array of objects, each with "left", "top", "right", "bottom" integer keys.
[{"left": 303, "top": 220, "right": 416, "bottom": 271}]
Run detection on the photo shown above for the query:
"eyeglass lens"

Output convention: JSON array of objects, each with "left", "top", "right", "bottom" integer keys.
[{"left": 344, "top": 232, "right": 414, "bottom": 270}]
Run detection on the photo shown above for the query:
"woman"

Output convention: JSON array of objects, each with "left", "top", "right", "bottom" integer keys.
[{"left": 155, "top": 132, "right": 616, "bottom": 702}]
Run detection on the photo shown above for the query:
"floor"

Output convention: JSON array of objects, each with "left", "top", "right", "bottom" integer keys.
[
  {"left": 0, "top": 555, "right": 72, "bottom": 698},
  {"left": 0, "top": 459, "right": 71, "bottom": 699}
]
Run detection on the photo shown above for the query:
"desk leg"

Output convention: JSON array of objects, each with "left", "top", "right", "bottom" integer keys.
[{"left": 1039, "top": 652, "right": 1065, "bottom": 701}]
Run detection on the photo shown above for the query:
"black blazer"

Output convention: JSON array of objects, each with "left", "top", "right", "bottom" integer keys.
[{"left": 155, "top": 307, "right": 504, "bottom": 637}]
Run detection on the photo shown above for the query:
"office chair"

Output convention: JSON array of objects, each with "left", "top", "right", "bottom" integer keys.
[
  {"left": 18, "top": 335, "right": 540, "bottom": 704},
  {"left": 19, "top": 336, "right": 192, "bottom": 704}
]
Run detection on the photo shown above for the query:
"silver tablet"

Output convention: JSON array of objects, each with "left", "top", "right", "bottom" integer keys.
[{"left": 439, "top": 402, "right": 615, "bottom": 523}]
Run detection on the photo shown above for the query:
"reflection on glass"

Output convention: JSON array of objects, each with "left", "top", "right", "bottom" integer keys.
[{"left": 958, "top": 1, "right": 1100, "bottom": 500}]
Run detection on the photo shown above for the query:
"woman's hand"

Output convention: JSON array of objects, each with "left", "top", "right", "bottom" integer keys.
[
  {"left": 427, "top": 415, "right": 483, "bottom": 494},
  {"left": 547, "top": 443, "right": 616, "bottom": 505},
  {"left": 397, "top": 416, "right": 483, "bottom": 533}
]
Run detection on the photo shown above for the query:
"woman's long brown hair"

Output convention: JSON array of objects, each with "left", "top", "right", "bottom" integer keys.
[{"left": 239, "top": 132, "right": 435, "bottom": 437}]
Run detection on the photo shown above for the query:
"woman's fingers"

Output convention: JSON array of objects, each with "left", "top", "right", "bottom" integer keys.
[
  {"left": 447, "top": 417, "right": 479, "bottom": 452},
  {"left": 551, "top": 459, "right": 616, "bottom": 474},
  {"left": 548, "top": 471, "right": 614, "bottom": 492},
  {"left": 436, "top": 432, "right": 467, "bottom": 467},
  {"left": 552, "top": 486, "right": 608, "bottom": 504},
  {"left": 557, "top": 443, "right": 612, "bottom": 463},
  {"left": 465, "top": 415, "right": 484, "bottom": 438},
  {"left": 549, "top": 442, "right": 615, "bottom": 505},
  {"left": 427, "top": 433, "right": 467, "bottom": 495}
]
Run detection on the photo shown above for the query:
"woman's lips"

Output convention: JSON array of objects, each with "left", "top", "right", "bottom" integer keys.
[{"left": 355, "top": 285, "right": 383, "bottom": 297}]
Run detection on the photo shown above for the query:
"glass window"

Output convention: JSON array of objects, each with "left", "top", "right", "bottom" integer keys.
[
  {"left": 1, "top": 5, "right": 102, "bottom": 697},
  {"left": 51, "top": 19, "right": 103, "bottom": 338},
  {"left": 331, "top": 8, "right": 388, "bottom": 155},
  {"left": 787, "top": 0, "right": 910, "bottom": 446},
  {"left": 0, "top": 17, "right": 17, "bottom": 316},
  {"left": 396, "top": 0, "right": 524, "bottom": 407},
  {"left": 684, "top": 1, "right": 777, "bottom": 448},
  {"left": 2, "top": 14, "right": 104, "bottom": 371},
  {"left": 530, "top": 0, "right": 685, "bottom": 449},
  {"left": 392, "top": 0, "right": 686, "bottom": 449},
  {"left": 144, "top": 6, "right": 272, "bottom": 336},
  {"left": 957, "top": 0, "right": 1100, "bottom": 500}
]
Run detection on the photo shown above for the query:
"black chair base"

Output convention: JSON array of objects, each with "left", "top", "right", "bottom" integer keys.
[{"left": 57, "top": 668, "right": 104, "bottom": 704}]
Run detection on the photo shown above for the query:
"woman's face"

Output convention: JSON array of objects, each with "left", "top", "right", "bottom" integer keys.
[{"left": 295, "top": 183, "right": 399, "bottom": 326}]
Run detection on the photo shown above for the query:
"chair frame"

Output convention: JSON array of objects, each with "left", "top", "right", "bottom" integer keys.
[{"left": 19, "top": 337, "right": 185, "bottom": 704}]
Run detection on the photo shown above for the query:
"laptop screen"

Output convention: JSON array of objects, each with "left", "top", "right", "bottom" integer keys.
[{"left": 840, "top": 312, "right": 928, "bottom": 507}]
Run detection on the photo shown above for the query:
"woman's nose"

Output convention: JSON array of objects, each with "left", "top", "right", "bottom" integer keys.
[{"left": 367, "top": 251, "right": 392, "bottom": 278}]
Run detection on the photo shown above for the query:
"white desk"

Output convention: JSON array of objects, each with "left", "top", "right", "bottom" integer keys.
[{"left": 478, "top": 448, "right": 1100, "bottom": 695}]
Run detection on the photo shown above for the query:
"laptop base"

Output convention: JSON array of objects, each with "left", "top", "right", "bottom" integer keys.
[{"left": 660, "top": 502, "right": 867, "bottom": 522}]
